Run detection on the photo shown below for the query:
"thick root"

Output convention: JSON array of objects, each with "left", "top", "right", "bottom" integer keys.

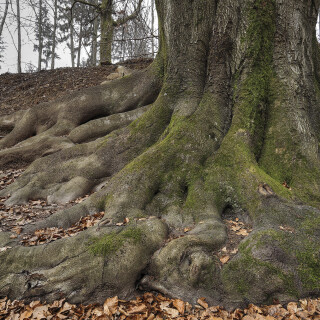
[
  {"left": 0, "top": 106, "right": 150, "bottom": 169},
  {"left": 0, "top": 67, "right": 161, "bottom": 151},
  {"left": 0, "top": 219, "right": 168, "bottom": 303},
  {"left": 0, "top": 96, "right": 173, "bottom": 205}
]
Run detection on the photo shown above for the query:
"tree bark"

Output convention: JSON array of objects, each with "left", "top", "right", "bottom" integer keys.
[
  {"left": 100, "top": 0, "right": 113, "bottom": 65},
  {"left": 37, "top": 0, "right": 43, "bottom": 71},
  {"left": 51, "top": 0, "right": 58, "bottom": 70},
  {"left": 16, "top": 0, "right": 22, "bottom": 73},
  {"left": 0, "top": 0, "right": 9, "bottom": 38},
  {"left": 91, "top": 1, "right": 99, "bottom": 66},
  {"left": 151, "top": 0, "right": 154, "bottom": 58},
  {"left": 0, "top": 0, "right": 320, "bottom": 309},
  {"left": 77, "top": 17, "right": 83, "bottom": 67},
  {"left": 70, "top": 11, "right": 75, "bottom": 68}
]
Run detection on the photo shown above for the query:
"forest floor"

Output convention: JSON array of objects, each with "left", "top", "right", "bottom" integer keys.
[{"left": 0, "top": 61, "right": 319, "bottom": 320}]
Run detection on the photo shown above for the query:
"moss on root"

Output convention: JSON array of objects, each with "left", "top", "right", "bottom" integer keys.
[{"left": 88, "top": 227, "right": 143, "bottom": 256}]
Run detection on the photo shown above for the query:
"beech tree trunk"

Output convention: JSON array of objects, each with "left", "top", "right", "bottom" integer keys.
[
  {"left": 70, "top": 12, "right": 75, "bottom": 68},
  {"left": 77, "top": 18, "right": 83, "bottom": 68},
  {"left": 37, "top": 0, "right": 43, "bottom": 71},
  {"left": 51, "top": 0, "right": 58, "bottom": 70},
  {"left": 16, "top": 0, "right": 22, "bottom": 73},
  {"left": 0, "top": 0, "right": 320, "bottom": 308},
  {"left": 100, "top": 0, "right": 113, "bottom": 65},
  {"left": 91, "top": 0, "right": 99, "bottom": 66},
  {"left": 0, "top": 0, "right": 9, "bottom": 38}
]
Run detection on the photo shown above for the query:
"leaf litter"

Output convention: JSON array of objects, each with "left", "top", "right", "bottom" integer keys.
[{"left": 0, "top": 294, "right": 319, "bottom": 319}]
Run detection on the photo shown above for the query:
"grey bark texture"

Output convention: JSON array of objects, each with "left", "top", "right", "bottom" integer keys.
[
  {"left": 16, "top": 0, "right": 21, "bottom": 73},
  {"left": 0, "top": 0, "right": 320, "bottom": 309},
  {"left": 51, "top": 0, "right": 58, "bottom": 70}
]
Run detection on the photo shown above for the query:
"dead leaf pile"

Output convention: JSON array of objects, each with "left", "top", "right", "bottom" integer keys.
[
  {"left": 0, "top": 169, "right": 24, "bottom": 191},
  {"left": 20, "top": 211, "right": 105, "bottom": 246},
  {"left": 218, "top": 218, "right": 253, "bottom": 265},
  {"left": 0, "top": 168, "right": 97, "bottom": 236},
  {"left": 1, "top": 294, "right": 319, "bottom": 320},
  {"left": 0, "top": 198, "right": 58, "bottom": 233}
]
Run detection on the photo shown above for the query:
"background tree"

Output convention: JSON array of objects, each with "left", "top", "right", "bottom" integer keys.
[
  {"left": 0, "top": 0, "right": 9, "bottom": 39},
  {"left": 16, "top": 0, "right": 22, "bottom": 73},
  {"left": 72, "top": 0, "right": 143, "bottom": 64},
  {"left": 0, "top": 0, "right": 9, "bottom": 65},
  {"left": 0, "top": 0, "right": 319, "bottom": 309},
  {"left": 113, "top": 1, "right": 154, "bottom": 61},
  {"left": 51, "top": 0, "right": 59, "bottom": 69}
]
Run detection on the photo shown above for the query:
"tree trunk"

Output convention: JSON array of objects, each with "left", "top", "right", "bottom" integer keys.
[
  {"left": 70, "top": 11, "right": 75, "bottom": 68},
  {"left": 0, "top": 0, "right": 320, "bottom": 308},
  {"left": 100, "top": 0, "right": 113, "bottom": 65},
  {"left": 16, "top": 0, "right": 22, "bottom": 73},
  {"left": 0, "top": 0, "right": 9, "bottom": 38},
  {"left": 51, "top": 0, "right": 58, "bottom": 70},
  {"left": 91, "top": 2, "right": 99, "bottom": 66},
  {"left": 151, "top": 0, "right": 154, "bottom": 58},
  {"left": 37, "top": 0, "right": 43, "bottom": 71},
  {"left": 77, "top": 18, "right": 83, "bottom": 67}
]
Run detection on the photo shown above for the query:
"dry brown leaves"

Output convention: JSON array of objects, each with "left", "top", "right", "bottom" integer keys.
[
  {"left": 1, "top": 295, "right": 320, "bottom": 320},
  {"left": 218, "top": 218, "right": 253, "bottom": 265},
  {"left": 20, "top": 212, "right": 105, "bottom": 246},
  {"left": 0, "top": 198, "right": 57, "bottom": 233},
  {"left": 0, "top": 169, "right": 24, "bottom": 191}
]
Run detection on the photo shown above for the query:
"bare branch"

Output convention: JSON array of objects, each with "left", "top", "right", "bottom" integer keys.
[
  {"left": 0, "top": 0, "right": 9, "bottom": 38},
  {"left": 113, "top": 0, "right": 143, "bottom": 27},
  {"left": 71, "top": 0, "right": 100, "bottom": 12}
]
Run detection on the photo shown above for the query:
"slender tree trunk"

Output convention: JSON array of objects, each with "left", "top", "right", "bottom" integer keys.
[
  {"left": 51, "top": 0, "right": 58, "bottom": 70},
  {"left": 77, "top": 19, "right": 83, "bottom": 67},
  {"left": 91, "top": 5, "right": 99, "bottom": 66},
  {"left": 70, "top": 11, "right": 75, "bottom": 68},
  {"left": 100, "top": 0, "right": 113, "bottom": 65},
  {"left": 151, "top": 0, "right": 154, "bottom": 58},
  {"left": 16, "top": 0, "right": 21, "bottom": 73},
  {"left": 0, "top": 0, "right": 9, "bottom": 38},
  {"left": 37, "top": 0, "right": 43, "bottom": 71}
]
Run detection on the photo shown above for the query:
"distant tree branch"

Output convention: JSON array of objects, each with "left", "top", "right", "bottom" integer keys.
[
  {"left": 71, "top": 0, "right": 100, "bottom": 11},
  {"left": 113, "top": 0, "right": 143, "bottom": 27}
]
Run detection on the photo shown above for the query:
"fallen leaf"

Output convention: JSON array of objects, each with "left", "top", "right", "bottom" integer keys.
[
  {"left": 164, "top": 307, "right": 179, "bottom": 317},
  {"left": 236, "top": 229, "right": 249, "bottom": 236},
  {"left": 103, "top": 296, "right": 118, "bottom": 315},
  {"left": 197, "top": 298, "right": 209, "bottom": 309},
  {"left": 231, "top": 225, "right": 241, "bottom": 232},
  {"left": 219, "top": 256, "right": 230, "bottom": 264},
  {"left": 128, "top": 303, "right": 148, "bottom": 314},
  {"left": 287, "top": 302, "right": 298, "bottom": 314},
  {"left": 173, "top": 299, "right": 185, "bottom": 314}
]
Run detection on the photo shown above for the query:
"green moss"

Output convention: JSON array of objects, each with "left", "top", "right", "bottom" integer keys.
[
  {"left": 222, "top": 238, "right": 298, "bottom": 299},
  {"left": 88, "top": 227, "right": 143, "bottom": 256},
  {"left": 301, "top": 212, "right": 320, "bottom": 236},
  {"left": 235, "top": 0, "right": 276, "bottom": 158},
  {"left": 248, "top": 227, "right": 320, "bottom": 292}
]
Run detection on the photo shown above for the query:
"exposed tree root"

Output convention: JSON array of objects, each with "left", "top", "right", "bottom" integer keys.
[
  {"left": 1, "top": 0, "right": 320, "bottom": 309},
  {"left": 0, "top": 67, "right": 161, "bottom": 168}
]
